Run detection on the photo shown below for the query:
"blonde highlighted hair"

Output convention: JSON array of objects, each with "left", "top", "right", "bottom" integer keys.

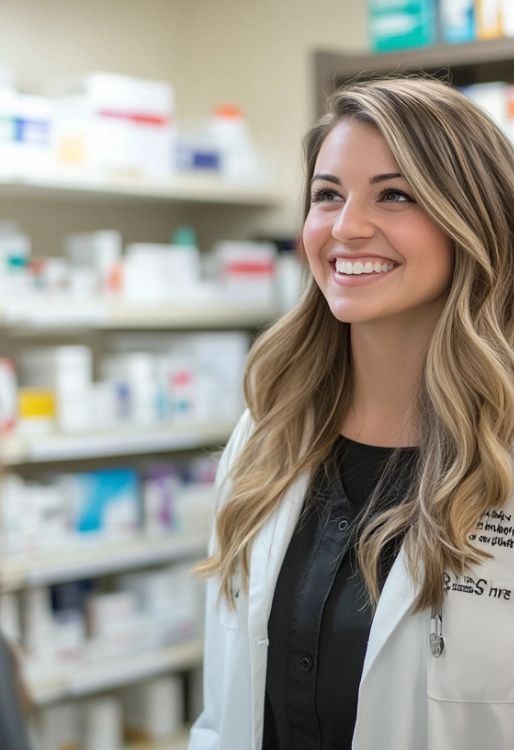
[{"left": 199, "top": 77, "right": 514, "bottom": 611}]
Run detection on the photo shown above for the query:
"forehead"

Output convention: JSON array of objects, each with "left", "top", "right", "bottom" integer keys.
[{"left": 315, "top": 119, "right": 398, "bottom": 174}]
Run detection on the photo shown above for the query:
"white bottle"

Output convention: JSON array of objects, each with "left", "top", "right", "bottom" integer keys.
[{"left": 209, "top": 104, "right": 261, "bottom": 181}]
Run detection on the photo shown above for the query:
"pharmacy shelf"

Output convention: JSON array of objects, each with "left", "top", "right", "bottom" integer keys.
[
  {"left": 29, "top": 638, "right": 203, "bottom": 705},
  {"left": 0, "top": 172, "right": 280, "bottom": 206},
  {"left": 1, "top": 533, "right": 209, "bottom": 592},
  {"left": 101, "top": 301, "right": 277, "bottom": 330},
  {"left": 1, "top": 420, "right": 234, "bottom": 464},
  {"left": 0, "top": 298, "right": 277, "bottom": 332},
  {"left": 315, "top": 38, "right": 514, "bottom": 114}
]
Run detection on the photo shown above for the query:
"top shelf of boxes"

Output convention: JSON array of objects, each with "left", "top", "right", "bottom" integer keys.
[
  {"left": 315, "top": 22, "right": 514, "bottom": 113},
  {"left": 0, "top": 71, "right": 280, "bottom": 207}
]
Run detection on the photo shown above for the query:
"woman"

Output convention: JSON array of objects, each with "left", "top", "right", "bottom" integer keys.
[{"left": 189, "top": 77, "right": 514, "bottom": 750}]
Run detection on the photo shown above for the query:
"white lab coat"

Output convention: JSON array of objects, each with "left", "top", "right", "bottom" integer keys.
[{"left": 189, "top": 411, "right": 514, "bottom": 750}]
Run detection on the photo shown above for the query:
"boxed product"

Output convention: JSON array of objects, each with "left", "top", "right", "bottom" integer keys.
[
  {"left": 0, "top": 475, "right": 39, "bottom": 555},
  {"left": 476, "top": 0, "right": 514, "bottom": 39},
  {"left": 192, "top": 331, "right": 249, "bottom": 422},
  {"left": 52, "top": 71, "right": 174, "bottom": 179},
  {"left": 87, "top": 590, "right": 146, "bottom": 657},
  {"left": 0, "top": 358, "right": 17, "bottom": 434},
  {"left": 101, "top": 352, "right": 159, "bottom": 424},
  {"left": 63, "top": 467, "right": 140, "bottom": 539},
  {"left": 462, "top": 81, "right": 510, "bottom": 132},
  {"left": 211, "top": 240, "right": 276, "bottom": 304},
  {"left": 369, "top": 0, "right": 437, "bottom": 51},
  {"left": 64, "top": 230, "right": 122, "bottom": 296},
  {"left": 0, "top": 90, "right": 53, "bottom": 179},
  {"left": 119, "top": 563, "right": 201, "bottom": 646},
  {"left": 18, "top": 345, "right": 93, "bottom": 432},
  {"left": 440, "top": 0, "right": 476, "bottom": 43},
  {"left": 122, "top": 240, "right": 202, "bottom": 304}
]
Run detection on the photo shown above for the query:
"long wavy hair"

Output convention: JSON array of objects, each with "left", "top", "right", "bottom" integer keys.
[{"left": 199, "top": 77, "right": 514, "bottom": 611}]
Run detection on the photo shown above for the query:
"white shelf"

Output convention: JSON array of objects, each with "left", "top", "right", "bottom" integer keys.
[
  {"left": 1, "top": 298, "right": 277, "bottom": 332},
  {"left": 1, "top": 533, "right": 209, "bottom": 591},
  {"left": 30, "top": 638, "right": 203, "bottom": 705},
  {"left": 0, "top": 172, "right": 280, "bottom": 206},
  {"left": 1, "top": 420, "right": 234, "bottom": 464},
  {"left": 101, "top": 301, "right": 277, "bottom": 330}
]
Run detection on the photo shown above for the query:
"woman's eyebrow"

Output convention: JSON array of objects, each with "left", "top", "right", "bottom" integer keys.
[
  {"left": 370, "top": 172, "right": 403, "bottom": 184},
  {"left": 311, "top": 173, "right": 340, "bottom": 185},
  {"left": 311, "top": 171, "right": 404, "bottom": 186}
]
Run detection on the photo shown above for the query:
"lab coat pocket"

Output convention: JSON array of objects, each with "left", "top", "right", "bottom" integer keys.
[{"left": 428, "top": 573, "right": 514, "bottom": 702}]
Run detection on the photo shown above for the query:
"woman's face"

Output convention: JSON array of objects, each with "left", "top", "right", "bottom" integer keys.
[{"left": 302, "top": 119, "right": 453, "bottom": 326}]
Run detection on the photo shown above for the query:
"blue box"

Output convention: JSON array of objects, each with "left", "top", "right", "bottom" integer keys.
[
  {"left": 440, "top": 0, "right": 476, "bottom": 43},
  {"left": 369, "top": 0, "right": 437, "bottom": 51},
  {"left": 71, "top": 468, "right": 140, "bottom": 536}
]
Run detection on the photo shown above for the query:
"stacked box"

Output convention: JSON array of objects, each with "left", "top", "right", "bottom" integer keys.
[{"left": 369, "top": 0, "right": 437, "bottom": 51}]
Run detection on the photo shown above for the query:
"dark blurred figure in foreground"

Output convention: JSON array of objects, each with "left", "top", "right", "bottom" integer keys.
[{"left": 0, "top": 634, "right": 32, "bottom": 749}]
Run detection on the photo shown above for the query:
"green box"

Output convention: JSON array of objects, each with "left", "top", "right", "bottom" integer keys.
[{"left": 369, "top": 0, "right": 437, "bottom": 52}]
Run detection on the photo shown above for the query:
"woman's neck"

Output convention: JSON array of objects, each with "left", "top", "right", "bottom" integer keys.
[{"left": 341, "top": 308, "right": 441, "bottom": 448}]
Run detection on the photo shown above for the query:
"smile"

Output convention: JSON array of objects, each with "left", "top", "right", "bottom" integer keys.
[{"left": 334, "top": 259, "right": 397, "bottom": 275}]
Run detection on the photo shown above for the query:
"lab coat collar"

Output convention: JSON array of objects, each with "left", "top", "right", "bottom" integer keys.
[
  {"left": 248, "top": 469, "right": 310, "bottom": 640},
  {"left": 360, "top": 545, "right": 418, "bottom": 683}
]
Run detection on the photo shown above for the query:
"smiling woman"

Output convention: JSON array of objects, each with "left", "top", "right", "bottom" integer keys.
[
  {"left": 189, "top": 77, "right": 514, "bottom": 750},
  {"left": 303, "top": 119, "right": 453, "bottom": 326}
]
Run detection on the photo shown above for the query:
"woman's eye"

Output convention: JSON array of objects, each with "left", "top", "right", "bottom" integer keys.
[
  {"left": 310, "top": 187, "right": 342, "bottom": 204},
  {"left": 379, "top": 188, "right": 414, "bottom": 203}
]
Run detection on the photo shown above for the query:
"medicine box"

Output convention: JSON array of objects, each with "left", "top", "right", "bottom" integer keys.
[
  {"left": 65, "top": 467, "right": 140, "bottom": 539},
  {"left": 476, "top": 0, "right": 514, "bottom": 39},
  {"left": 440, "top": 0, "right": 476, "bottom": 43},
  {"left": 369, "top": 0, "right": 437, "bottom": 51}
]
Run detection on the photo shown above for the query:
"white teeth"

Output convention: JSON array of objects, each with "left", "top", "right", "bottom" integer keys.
[{"left": 334, "top": 259, "right": 395, "bottom": 275}]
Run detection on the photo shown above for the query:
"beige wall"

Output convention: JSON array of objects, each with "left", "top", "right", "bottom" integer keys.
[
  {"left": 0, "top": 0, "right": 368, "bottom": 247},
  {"left": 174, "top": 0, "right": 368, "bottom": 235}
]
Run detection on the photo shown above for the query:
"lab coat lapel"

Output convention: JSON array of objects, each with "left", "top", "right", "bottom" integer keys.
[
  {"left": 248, "top": 469, "right": 310, "bottom": 639},
  {"left": 360, "top": 545, "right": 418, "bottom": 683},
  {"left": 247, "top": 470, "right": 310, "bottom": 750}
]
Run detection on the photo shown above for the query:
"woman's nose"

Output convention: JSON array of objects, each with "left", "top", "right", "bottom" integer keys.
[{"left": 331, "top": 199, "right": 375, "bottom": 242}]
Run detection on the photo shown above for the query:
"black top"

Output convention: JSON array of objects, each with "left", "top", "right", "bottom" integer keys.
[{"left": 263, "top": 435, "right": 419, "bottom": 750}]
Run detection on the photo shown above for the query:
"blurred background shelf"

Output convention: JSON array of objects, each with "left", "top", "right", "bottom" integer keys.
[
  {"left": 29, "top": 638, "right": 203, "bottom": 705},
  {"left": 1, "top": 420, "right": 234, "bottom": 464},
  {"left": 1, "top": 533, "right": 209, "bottom": 591},
  {"left": 100, "top": 301, "right": 277, "bottom": 330},
  {"left": 314, "top": 37, "right": 514, "bottom": 113},
  {"left": 0, "top": 173, "right": 281, "bottom": 206},
  {"left": 0, "top": 300, "right": 278, "bottom": 332}
]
